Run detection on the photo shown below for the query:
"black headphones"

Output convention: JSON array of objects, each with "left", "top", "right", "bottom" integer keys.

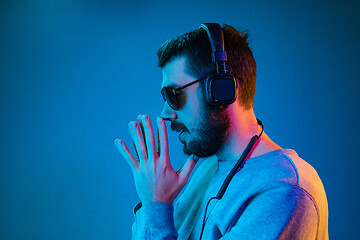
[{"left": 200, "top": 23, "right": 238, "bottom": 106}]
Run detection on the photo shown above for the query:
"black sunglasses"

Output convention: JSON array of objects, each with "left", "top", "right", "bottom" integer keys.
[{"left": 161, "top": 76, "right": 206, "bottom": 110}]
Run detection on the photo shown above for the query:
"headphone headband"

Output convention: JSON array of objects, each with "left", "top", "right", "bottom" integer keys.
[{"left": 200, "top": 23, "right": 227, "bottom": 63}]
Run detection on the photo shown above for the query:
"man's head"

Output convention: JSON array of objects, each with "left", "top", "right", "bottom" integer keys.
[{"left": 158, "top": 24, "right": 256, "bottom": 157}]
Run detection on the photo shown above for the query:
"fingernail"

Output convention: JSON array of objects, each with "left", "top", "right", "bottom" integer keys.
[{"left": 128, "top": 121, "right": 135, "bottom": 128}]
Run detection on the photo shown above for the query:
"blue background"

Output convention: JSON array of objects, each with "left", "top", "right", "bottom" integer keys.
[{"left": 1, "top": 0, "right": 359, "bottom": 239}]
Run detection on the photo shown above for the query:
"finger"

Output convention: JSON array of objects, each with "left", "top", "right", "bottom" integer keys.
[
  {"left": 157, "top": 126, "right": 160, "bottom": 153},
  {"left": 129, "top": 121, "right": 148, "bottom": 161},
  {"left": 137, "top": 115, "right": 148, "bottom": 154},
  {"left": 140, "top": 115, "right": 157, "bottom": 158},
  {"left": 114, "top": 139, "right": 139, "bottom": 170},
  {"left": 178, "top": 155, "right": 197, "bottom": 186},
  {"left": 157, "top": 117, "right": 169, "bottom": 158}
]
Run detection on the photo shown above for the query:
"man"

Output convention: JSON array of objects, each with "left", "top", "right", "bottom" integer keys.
[{"left": 115, "top": 24, "right": 329, "bottom": 239}]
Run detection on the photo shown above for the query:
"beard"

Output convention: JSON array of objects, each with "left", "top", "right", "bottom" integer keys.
[{"left": 171, "top": 106, "right": 230, "bottom": 158}]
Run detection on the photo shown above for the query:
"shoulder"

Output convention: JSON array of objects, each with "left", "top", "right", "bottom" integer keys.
[
  {"left": 242, "top": 149, "right": 321, "bottom": 190},
  {"left": 238, "top": 149, "right": 328, "bottom": 235},
  {"left": 199, "top": 150, "right": 329, "bottom": 239},
  {"left": 224, "top": 149, "right": 328, "bottom": 216}
]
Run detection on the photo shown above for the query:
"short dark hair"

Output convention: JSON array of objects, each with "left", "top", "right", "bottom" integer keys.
[{"left": 157, "top": 25, "right": 256, "bottom": 110}]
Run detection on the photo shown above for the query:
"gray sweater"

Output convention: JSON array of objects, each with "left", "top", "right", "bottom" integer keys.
[{"left": 132, "top": 149, "right": 329, "bottom": 240}]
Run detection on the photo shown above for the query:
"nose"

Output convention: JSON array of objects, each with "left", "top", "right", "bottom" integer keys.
[{"left": 160, "top": 102, "right": 177, "bottom": 120}]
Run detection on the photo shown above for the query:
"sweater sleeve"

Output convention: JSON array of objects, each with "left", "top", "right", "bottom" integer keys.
[
  {"left": 132, "top": 202, "right": 178, "bottom": 240},
  {"left": 219, "top": 186, "right": 319, "bottom": 240}
]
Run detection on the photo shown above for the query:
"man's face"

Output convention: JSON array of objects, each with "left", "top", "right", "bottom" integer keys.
[{"left": 160, "top": 56, "right": 230, "bottom": 158}]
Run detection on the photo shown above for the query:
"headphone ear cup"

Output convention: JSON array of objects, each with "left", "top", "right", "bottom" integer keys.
[{"left": 204, "top": 73, "right": 237, "bottom": 106}]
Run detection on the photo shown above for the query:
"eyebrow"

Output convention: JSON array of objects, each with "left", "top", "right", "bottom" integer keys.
[{"left": 161, "top": 80, "right": 180, "bottom": 89}]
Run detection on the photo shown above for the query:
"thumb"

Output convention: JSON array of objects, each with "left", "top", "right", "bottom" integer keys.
[{"left": 178, "top": 155, "right": 197, "bottom": 185}]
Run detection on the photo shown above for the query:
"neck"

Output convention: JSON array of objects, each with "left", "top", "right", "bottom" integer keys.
[{"left": 215, "top": 105, "right": 281, "bottom": 162}]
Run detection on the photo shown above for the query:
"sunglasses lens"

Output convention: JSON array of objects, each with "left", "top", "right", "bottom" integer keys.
[{"left": 162, "top": 87, "right": 180, "bottom": 110}]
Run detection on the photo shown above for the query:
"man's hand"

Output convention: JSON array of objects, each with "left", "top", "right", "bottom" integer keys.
[{"left": 115, "top": 115, "right": 196, "bottom": 204}]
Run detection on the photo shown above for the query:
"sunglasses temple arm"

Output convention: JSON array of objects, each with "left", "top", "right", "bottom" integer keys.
[{"left": 175, "top": 78, "right": 203, "bottom": 92}]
